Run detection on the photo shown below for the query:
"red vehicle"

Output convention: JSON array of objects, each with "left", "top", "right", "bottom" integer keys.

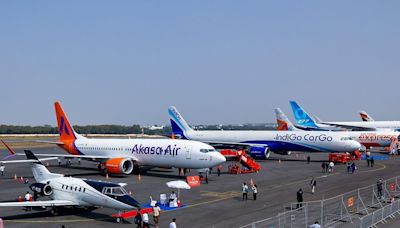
[{"left": 329, "top": 150, "right": 361, "bottom": 164}]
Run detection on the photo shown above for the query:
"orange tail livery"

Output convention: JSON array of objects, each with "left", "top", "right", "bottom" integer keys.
[{"left": 54, "top": 101, "right": 85, "bottom": 155}]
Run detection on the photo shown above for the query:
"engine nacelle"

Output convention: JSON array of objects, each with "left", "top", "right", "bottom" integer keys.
[
  {"left": 105, "top": 158, "right": 134, "bottom": 175},
  {"left": 274, "top": 151, "right": 292, "bottom": 155},
  {"left": 29, "top": 183, "right": 53, "bottom": 196},
  {"left": 248, "top": 147, "right": 271, "bottom": 160}
]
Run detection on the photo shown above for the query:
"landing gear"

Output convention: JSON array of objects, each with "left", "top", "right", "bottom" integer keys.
[
  {"left": 50, "top": 207, "right": 58, "bottom": 216},
  {"left": 116, "top": 211, "right": 123, "bottom": 223}
]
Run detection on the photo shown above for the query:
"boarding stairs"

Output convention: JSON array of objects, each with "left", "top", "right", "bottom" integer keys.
[{"left": 220, "top": 149, "right": 261, "bottom": 174}]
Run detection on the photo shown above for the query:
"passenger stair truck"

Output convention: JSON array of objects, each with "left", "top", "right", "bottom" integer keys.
[{"left": 220, "top": 150, "right": 261, "bottom": 174}]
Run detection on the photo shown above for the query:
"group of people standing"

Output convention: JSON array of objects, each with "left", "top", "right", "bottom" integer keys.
[
  {"left": 321, "top": 161, "right": 335, "bottom": 173},
  {"left": 242, "top": 182, "right": 257, "bottom": 200},
  {"left": 134, "top": 203, "right": 177, "bottom": 228}
]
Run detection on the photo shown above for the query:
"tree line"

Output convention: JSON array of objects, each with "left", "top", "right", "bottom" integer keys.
[{"left": 0, "top": 124, "right": 276, "bottom": 135}]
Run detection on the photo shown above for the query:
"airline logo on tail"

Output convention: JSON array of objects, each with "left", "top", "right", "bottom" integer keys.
[
  {"left": 289, "top": 101, "right": 318, "bottom": 127},
  {"left": 59, "top": 117, "right": 71, "bottom": 136},
  {"left": 55, "top": 102, "right": 78, "bottom": 141},
  {"left": 275, "top": 108, "right": 297, "bottom": 131},
  {"left": 168, "top": 106, "right": 192, "bottom": 139},
  {"left": 360, "top": 111, "right": 374, "bottom": 122}
]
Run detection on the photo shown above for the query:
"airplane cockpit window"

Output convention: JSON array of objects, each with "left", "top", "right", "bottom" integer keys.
[
  {"left": 102, "top": 187, "right": 127, "bottom": 196},
  {"left": 200, "top": 149, "right": 216, "bottom": 153}
]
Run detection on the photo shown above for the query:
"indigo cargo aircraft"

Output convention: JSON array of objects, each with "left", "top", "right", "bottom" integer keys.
[
  {"left": 0, "top": 150, "right": 140, "bottom": 223},
  {"left": 290, "top": 101, "right": 400, "bottom": 131},
  {"left": 32, "top": 102, "right": 226, "bottom": 175},
  {"left": 168, "top": 106, "right": 361, "bottom": 159},
  {"left": 276, "top": 108, "right": 400, "bottom": 149}
]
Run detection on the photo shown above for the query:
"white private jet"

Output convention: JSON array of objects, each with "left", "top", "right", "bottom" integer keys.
[
  {"left": 0, "top": 150, "right": 141, "bottom": 223},
  {"left": 28, "top": 102, "right": 225, "bottom": 175}
]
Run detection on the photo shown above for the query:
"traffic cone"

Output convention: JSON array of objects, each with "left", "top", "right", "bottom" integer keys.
[
  {"left": 137, "top": 174, "right": 141, "bottom": 182},
  {"left": 278, "top": 159, "right": 282, "bottom": 164},
  {"left": 20, "top": 176, "right": 24, "bottom": 183},
  {"left": 105, "top": 173, "right": 109, "bottom": 180},
  {"left": 129, "top": 191, "right": 132, "bottom": 195},
  {"left": 18, "top": 196, "right": 22, "bottom": 202},
  {"left": 14, "top": 174, "right": 17, "bottom": 180}
]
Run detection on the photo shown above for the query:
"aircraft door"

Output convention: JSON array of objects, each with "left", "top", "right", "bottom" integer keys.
[{"left": 185, "top": 146, "right": 192, "bottom": 159}]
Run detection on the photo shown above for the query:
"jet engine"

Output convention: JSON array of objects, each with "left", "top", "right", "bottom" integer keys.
[
  {"left": 248, "top": 146, "right": 271, "bottom": 160},
  {"left": 105, "top": 158, "right": 134, "bottom": 175},
  {"left": 273, "top": 151, "right": 292, "bottom": 155},
  {"left": 29, "top": 183, "right": 53, "bottom": 196}
]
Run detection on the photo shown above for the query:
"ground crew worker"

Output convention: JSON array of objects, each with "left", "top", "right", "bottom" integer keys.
[
  {"left": 296, "top": 188, "right": 303, "bottom": 209},
  {"left": 242, "top": 182, "right": 249, "bottom": 200},
  {"left": 309, "top": 221, "right": 321, "bottom": 228},
  {"left": 217, "top": 164, "right": 222, "bottom": 176},
  {"left": 0, "top": 164, "right": 4, "bottom": 176},
  {"left": 252, "top": 184, "right": 258, "bottom": 200},
  {"left": 169, "top": 218, "right": 177, "bottom": 228},
  {"left": 134, "top": 209, "right": 142, "bottom": 228},
  {"left": 310, "top": 178, "right": 316, "bottom": 194},
  {"left": 142, "top": 211, "right": 149, "bottom": 228},
  {"left": 307, "top": 156, "right": 310, "bottom": 164},
  {"left": 24, "top": 191, "right": 32, "bottom": 211},
  {"left": 328, "top": 162, "right": 334, "bottom": 173},
  {"left": 152, "top": 203, "right": 161, "bottom": 228},
  {"left": 370, "top": 157, "right": 374, "bottom": 167},
  {"left": 377, "top": 178, "right": 383, "bottom": 199}
]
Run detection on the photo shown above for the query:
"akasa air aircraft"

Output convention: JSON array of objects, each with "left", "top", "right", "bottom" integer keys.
[
  {"left": 0, "top": 150, "right": 140, "bottom": 223},
  {"left": 276, "top": 108, "right": 400, "bottom": 150},
  {"left": 168, "top": 106, "right": 361, "bottom": 159},
  {"left": 33, "top": 102, "right": 226, "bottom": 175},
  {"left": 290, "top": 101, "right": 400, "bottom": 131}
]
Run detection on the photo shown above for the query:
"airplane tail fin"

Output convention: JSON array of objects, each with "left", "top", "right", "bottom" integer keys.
[
  {"left": 360, "top": 111, "right": 374, "bottom": 122},
  {"left": 24, "top": 150, "right": 63, "bottom": 182},
  {"left": 289, "top": 101, "right": 318, "bottom": 128},
  {"left": 54, "top": 102, "right": 84, "bottom": 141},
  {"left": 168, "top": 106, "right": 193, "bottom": 139},
  {"left": 274, "top": 108, "right": 298, "bottom": 131}
]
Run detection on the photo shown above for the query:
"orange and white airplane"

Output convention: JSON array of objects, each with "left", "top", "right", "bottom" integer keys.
[{"left": 30, "top": 102, "right": 225, "bottom": 175}]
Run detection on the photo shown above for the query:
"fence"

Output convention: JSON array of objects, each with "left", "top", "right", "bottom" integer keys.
[{"left": 240, "top": 176, "right": 400, "bottom": 228}]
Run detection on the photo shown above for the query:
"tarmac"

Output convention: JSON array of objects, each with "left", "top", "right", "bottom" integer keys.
[{"left": 1, "top": 145, "right": 400, "bottom": 228}]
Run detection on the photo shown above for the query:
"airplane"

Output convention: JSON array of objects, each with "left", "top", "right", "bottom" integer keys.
[
  {"left": 0, "top": 150, "right": 141, "bottom": 223},
  {"left": 290, "top": 101, "right": 400, "bottom": 131},
  {"left": 27, "top": 102, "right": 226, "bottom": 175},
  {"left": 276, "top": 108, "right": 400, "bottom": 150},
  {"left": 360, "top": 111, "right": 374, "bottom": 122},
  {"left": 168, "top": 106, "right": 361, "bottom": 159}
]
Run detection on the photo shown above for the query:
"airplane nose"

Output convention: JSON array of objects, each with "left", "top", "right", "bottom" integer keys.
[
  {"left": 211, "top": 152, "right": 226, "bottom": 164},
  {"left": 349, "top": 140, "right": 361, "bottom": 151}
]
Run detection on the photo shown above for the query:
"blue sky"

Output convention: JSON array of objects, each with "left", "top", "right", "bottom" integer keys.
[{"left": 0, "top": 1, "right": 399, "bottom": 126}]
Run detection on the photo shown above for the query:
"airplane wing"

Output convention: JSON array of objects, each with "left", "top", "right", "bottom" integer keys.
[
  {"left": 15, "top": 153, "right": 138, "bottom": 161},
  {"left": 35, "top": 140, "right": 65, "bottom": 145},
  {"left": 0, "top": 157, "right": 58, "bottom": 164},
  {"left": 320, "top": 122, "right": 377, "bottom": 131},
  {"left": 0, "top": 200, "right": 79, "bottom": 207}
]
